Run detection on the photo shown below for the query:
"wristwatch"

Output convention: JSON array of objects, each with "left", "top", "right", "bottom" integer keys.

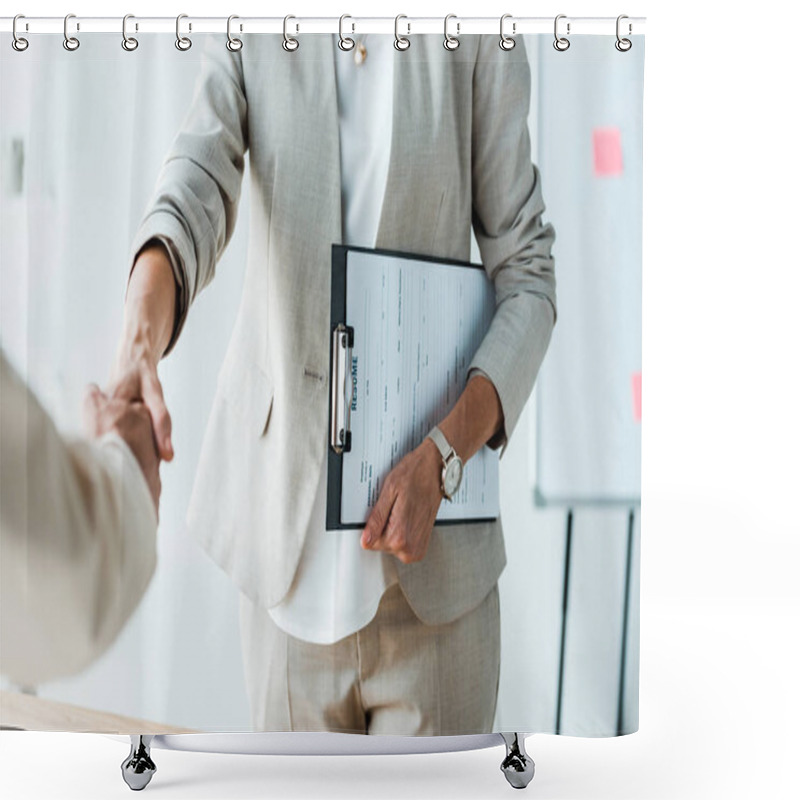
[{"left": 426, "top": 425, "right": 464, "bottom": 501}]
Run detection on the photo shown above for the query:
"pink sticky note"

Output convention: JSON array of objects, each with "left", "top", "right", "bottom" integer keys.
[
  {"left": 593, "top": 127, "right": 624, "bottom": 176},
  {"left": 631, "top": 371, "right": 642, "bottom": 422}
]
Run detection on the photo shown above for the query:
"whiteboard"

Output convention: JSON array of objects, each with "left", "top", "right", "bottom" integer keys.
[{"left": 533, "top": 35, "right": 644, "bottom": 506}]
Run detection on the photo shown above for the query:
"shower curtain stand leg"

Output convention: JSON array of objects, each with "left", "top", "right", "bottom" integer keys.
[
  {"left": 117, "top": 732, "right": 532, "bottom": 790},
  {"left": 121, "top": 735, "right": 156, "bottom": 791},
  {"left": 500, "top": 732, "right": 535, "bottom": 789}
]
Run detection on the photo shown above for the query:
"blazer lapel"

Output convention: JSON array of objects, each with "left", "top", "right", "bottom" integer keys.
[
  {"left": 268, "top": 34, "right": 343, "bottom": 574},
  {"left": 375, "top": 36, "right": 445, "bottom": 255},
  {"left": 299, "top": 34, "right": 342, "bottom": 246}
]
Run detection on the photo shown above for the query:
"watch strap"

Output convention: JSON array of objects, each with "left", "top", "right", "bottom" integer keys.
[{"left": 426, "top": 425, "right": 454, "bottom": 462}]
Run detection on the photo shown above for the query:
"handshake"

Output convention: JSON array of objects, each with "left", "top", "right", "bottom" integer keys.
[
  {"left": 1, "top": 347, "right": 168, "bottom": 684},
  {"left": 81, "top": 240, "right": 180, "bottom": 518},
  {"left": 82, "top": 382, "right": 162, "bottom": 514}
]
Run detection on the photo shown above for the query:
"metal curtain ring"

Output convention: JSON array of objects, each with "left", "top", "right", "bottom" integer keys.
[
  {"left": 394, "top": 15, "right": 410, "bottom": 51},
  {"left": 443, "top": 14, "right": 460, "bottom": 51},
  {"left": 12, "top": 14, "right": 29, "bottom": 52},
  {"left": 63, "top": 13, "right": 80, "bottom": 51},
  {"left": 283, "top": 15, "right": 299, "bottom": 52},
  {"left": 338, "top": 14, "right": 355, "bottom": 51},
  {"left": 499, "top": 14, "right": 516, "bottom": 50},
  {"left": 553, "top": 14, "right": 570, "bottom": 51},
  {"left": 122, "top": 14, "right": 138, "bottom": 51},
  {"left": 176, "top": 14, "right": 192, "bottom": 51},
  {"left": 615, "top": 14, "right": 632, "bottom": 51},
  {"left": 227, "top": 15, "right": 243, "bottom": 51}
]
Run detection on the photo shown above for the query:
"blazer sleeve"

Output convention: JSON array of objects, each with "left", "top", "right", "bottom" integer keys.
[
  {"left": 467, "top": 34, "right": 557, "bottom": 460},
  {"left": 0, "top": 351, "right": 157, "bottom": 686},
  {"left": 126, "top": 35, "right": 249, "bottom": 356}
]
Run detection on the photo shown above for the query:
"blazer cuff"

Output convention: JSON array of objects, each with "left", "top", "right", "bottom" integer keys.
[
  {"left": 467, "top": 367, "right": 508, "bottom": 454},
  {"left": 466, "top": 293, "right": 556, "bottom": 461},
  {"left": 127, "top": 212, "right": 193, "bottom": 357}
]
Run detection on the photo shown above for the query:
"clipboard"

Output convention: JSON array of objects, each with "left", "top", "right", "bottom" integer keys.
[{"left": 326, "top": 244, "right": 500, "bottom": 530}]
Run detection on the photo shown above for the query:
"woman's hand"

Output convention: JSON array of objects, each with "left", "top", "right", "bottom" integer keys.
[
  {"left": 359, "top": 373, "right": 506, "bottom": 564},
  {"left": 109, "top": 342, "right": 173, "bottom": 462},
  {"left": 108, "top": 242, "right": 178, "bottom": 462},
  {"left": 83, "top": 383, "right": 162, "bottom": 514},
  {"left": 361, "top": 438, "right": 443, "bottom": 564}
]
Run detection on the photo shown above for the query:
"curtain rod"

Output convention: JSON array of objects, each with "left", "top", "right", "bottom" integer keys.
[{"left": 0, "top": 16, "right": 646, "bottom": 37}]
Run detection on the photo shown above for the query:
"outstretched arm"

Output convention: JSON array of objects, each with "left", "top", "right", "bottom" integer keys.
[
  {"left": 111, "top": 34, "right": 249, "bottom": 459},
  {"left": 111, "top": 240, "right": 177, "bottom": 459},
  {"left": 0, "top": 351, "right": 159, "bottom": 685}
]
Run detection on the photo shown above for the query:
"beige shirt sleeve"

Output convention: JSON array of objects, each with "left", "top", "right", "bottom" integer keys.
[{"left": 0, "top": 351, "right": 158, "bottom": 686}]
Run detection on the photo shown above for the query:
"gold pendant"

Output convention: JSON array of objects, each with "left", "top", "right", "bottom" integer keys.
[{"left": 354, "top": 41, "right": 367, "bottom": 66}]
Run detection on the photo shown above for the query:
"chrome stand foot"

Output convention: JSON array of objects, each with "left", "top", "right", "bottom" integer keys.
[
  {"left": 121, "top": 735, "right": 156, "bottom": 791},
  {"left": 500, "top": 732, "right": 535, "bottom": 789}
]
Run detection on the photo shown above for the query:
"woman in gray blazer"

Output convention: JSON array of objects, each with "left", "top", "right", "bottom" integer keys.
[{"left": 109, "top": 32, "right": 556, "bottom": 735}]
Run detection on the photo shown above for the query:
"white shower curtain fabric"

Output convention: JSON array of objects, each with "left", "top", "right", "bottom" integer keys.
[{"left": 0, "top": 31, "right": 644, "bottom": 737}]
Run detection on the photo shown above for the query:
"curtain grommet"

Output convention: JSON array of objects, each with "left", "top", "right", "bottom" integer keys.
[
  {"left": 553, "top": 14, "right": 570, "bottom": 51},
  {"left": 12, "top": 14, "right": 29, "bottom": 51},
  {"left": 443, "top": 14, "right": 460, "bottom": 51},
  {"left": 499, "top": 14, "right": 516, "bottom": 51},
  {"left": 283, "top": 15, "right": 299, "bottom": 52},
  {"left": 63, "top": 13, "right": 80, "bottom": 51},
  {"left": 227, "top": 15, "right": 243, "bottom": 52},
  {"left": 122, "top": 14, "right": 139, "bottom": 51},
  {"left": 615, "top": 15, "right": 632, "bottom": 51},
  {"left": 338, "top": 14, "right": 355, "bottom": 51},
  {"left": 175, "top": 14, "right": 192, "bottom": 51},
  {"left": 394, "top": 15, "right": 410, "bottom": 51}
]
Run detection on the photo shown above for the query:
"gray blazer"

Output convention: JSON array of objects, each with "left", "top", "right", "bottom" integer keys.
[{"left": 127, "top": 33, "right": 556, "bottom": 625}]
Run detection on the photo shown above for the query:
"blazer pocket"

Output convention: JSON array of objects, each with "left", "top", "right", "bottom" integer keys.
[{"left": 219, "top": 360, "right": 275, "bottom": 438}]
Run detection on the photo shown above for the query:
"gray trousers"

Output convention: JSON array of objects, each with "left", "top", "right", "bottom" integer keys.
[{"left": 238, "top": 581, "right": 501, "bottom": 735}]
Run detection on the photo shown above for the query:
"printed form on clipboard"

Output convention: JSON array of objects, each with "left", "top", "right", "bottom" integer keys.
[{"left": 327, "top": 244, "right": 500, "bottom": 530}]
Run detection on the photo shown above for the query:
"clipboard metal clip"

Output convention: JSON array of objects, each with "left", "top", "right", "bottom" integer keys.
[{"left": 330, "top": 323, "right": 355, "bottom": 454}]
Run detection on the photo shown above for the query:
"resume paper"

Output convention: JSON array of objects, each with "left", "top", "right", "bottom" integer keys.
[{"left": 339, "top": 249, "right": 500, "bottom": 525}]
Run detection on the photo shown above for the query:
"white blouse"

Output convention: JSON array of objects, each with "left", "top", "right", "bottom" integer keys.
[{"left": 266, "top": 34, "right": 399, "bottom": 644}]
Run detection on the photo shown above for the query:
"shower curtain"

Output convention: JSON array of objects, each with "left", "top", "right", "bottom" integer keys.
[{"left": 0, "top": 27, "right": 644, "bottom": 737}]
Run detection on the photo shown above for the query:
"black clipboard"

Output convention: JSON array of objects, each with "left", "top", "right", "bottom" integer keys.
[{"left": 326, "top": 244, "right": 499, "bottom": 530}]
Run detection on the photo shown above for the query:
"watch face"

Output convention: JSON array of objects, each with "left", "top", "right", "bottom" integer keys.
[{"left": 443, "top": 457, "right": 463, "bottom": 498}]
